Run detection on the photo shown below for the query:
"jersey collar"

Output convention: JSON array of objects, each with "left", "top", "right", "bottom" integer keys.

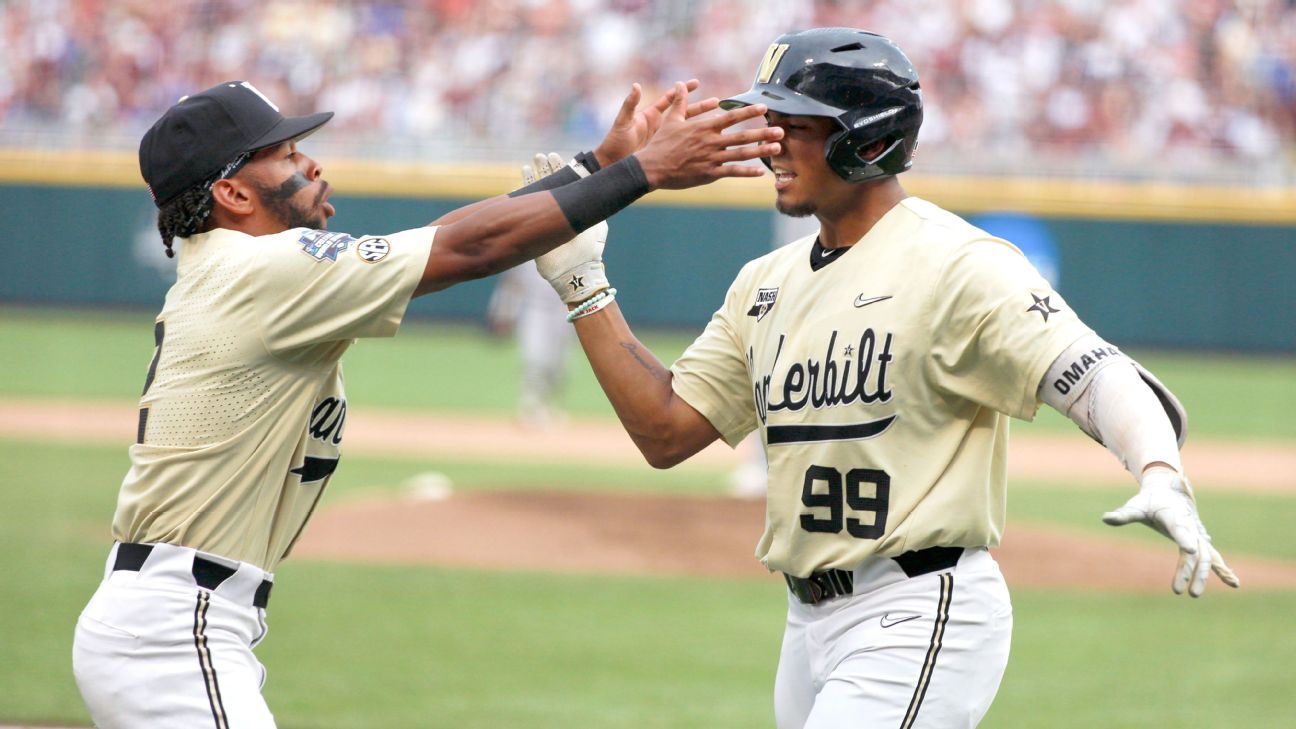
[{"left": 809, "top": 236, "right": 852, "bottom": 271}]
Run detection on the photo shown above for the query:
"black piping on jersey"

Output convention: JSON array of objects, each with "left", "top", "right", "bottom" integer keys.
[
  {"left": 766, "top": 414, "right": 897, "bottom": 445},
  {"left": 900, "top": 573, "right": 954, "bottom": 729},
  {"left": 141, "top": 320, "right": 164, "bottom": 397},
  {"left": 193, "top": 590, "right": 231, "bottom": 729},
  {"left": 809, "top": 236, "right": 852, "bottom": 271}
]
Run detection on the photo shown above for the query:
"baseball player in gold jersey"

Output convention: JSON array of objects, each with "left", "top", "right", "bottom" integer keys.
[
  {"left": 71, "top": 79, "right": 783, "bottom": 728},
  {"left": 526, "top": 28, "right": 1241, "bottom": 728}
]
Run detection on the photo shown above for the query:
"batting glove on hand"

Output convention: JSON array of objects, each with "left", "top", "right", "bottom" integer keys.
[
  {"left": 1102, "top": 466, "right": 1240, "bottom": 597},
  {"left": 523, "top": 152, "right": 610, "bottom": 306}
]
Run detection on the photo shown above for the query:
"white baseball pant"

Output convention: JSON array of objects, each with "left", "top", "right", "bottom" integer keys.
[
  {"left": 775, "top": 547, "right": 1012, "bottom": 728},
  {"left": 73, "top": 542, "right": 277, "bottom": 729}
]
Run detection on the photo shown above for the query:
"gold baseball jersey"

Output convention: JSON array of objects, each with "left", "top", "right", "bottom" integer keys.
[
  {"left": 671, "top": 197, "right": 1091, "bottom": 577},
  {"left": 112, "top": 225, "right": 435, "bottom": 571}
]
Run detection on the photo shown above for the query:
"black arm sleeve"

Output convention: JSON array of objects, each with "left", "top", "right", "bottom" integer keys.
[
  {"left": 505, "top": 151, "right": 603, "bottom": 198},
  {"left": 506, "top": 165, "right": 581, "bottom": 197},
  {"left": 549, "top": 155, "right": 650, "bottom": 234}
]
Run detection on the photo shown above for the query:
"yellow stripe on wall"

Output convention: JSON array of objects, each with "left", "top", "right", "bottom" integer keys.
[{"left": 3, "top": 148, "right": 1293, "bottom": 224}]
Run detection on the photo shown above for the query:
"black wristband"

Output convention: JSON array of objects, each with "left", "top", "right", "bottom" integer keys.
[
  {"left": 507, "top": 164, "right": 580, "bottom": 197},
  {"left": 550, "top": 155, "right": 650, "bottom": 233},
  {"left": 573, "top": 150, "right": 602, "bottom": 173}
]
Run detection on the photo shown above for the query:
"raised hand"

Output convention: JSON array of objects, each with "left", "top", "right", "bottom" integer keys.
[
  {"left": 633, "top": 82, "right": 782, "bottom": 191},
  {"left": 1102, "top": 466, "right": 1240, "bottom": 597},
  {"left": 594, "top": 80, "right": 719, "bottom": 166},
  {"left": 525, "top": 152, "right": 610, "bottom": 305}
]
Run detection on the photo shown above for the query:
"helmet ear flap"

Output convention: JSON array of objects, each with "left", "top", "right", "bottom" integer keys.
[
  {"left": 821, "top": 127, "right": 853, "bottom": 181},
  {"left": 819, "top": 125, "right": 891, "bottom": 181},
  {"left": 823, "top": 126, "right": 901, "bottom": 182}
]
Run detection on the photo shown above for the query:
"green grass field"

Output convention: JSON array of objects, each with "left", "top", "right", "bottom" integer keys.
[{"left": 2, "top": 306, "right": 1294, "bottom": 728}]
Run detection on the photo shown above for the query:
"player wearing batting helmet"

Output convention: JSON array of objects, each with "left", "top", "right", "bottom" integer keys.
[
  {"left": 70, "top": 79, "right": 782, "bottom": 727},
  {"left": 530, "top": 27, "right": 1240, "bottom": 728}
]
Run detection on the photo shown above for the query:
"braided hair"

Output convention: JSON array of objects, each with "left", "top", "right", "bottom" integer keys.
[
  {"left": 155, "top": 185, "right": 214, "bottom": 259},
  {"left": 154, "top": 151, "right": 252, "bottom": 258}
]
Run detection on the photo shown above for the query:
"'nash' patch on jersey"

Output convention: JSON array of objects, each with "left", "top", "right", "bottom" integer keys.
[
  {"left": 298, "top": 230, "right": 355, "bottom": 262},
  {"left": 747, "top": 287, "right": 779, "bottom": 321}
]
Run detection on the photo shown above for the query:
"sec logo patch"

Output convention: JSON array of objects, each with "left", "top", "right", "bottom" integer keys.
[{"left": 356, "top": 238, "right": 391, "bottom": 263}]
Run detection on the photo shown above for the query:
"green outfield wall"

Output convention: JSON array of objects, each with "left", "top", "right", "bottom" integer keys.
[{"left": 2, "top": 150, "right": 1293, "bottom": 351}]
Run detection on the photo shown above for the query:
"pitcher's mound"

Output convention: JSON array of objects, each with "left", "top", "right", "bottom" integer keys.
[{"left": 294, "top": 489, "right": 1296, "bottom": 591}]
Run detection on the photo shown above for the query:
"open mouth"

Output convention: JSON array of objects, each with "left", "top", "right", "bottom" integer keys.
[
  {"left": 318, "top": 182, "right": 335, "bottom": 217},
  {"left": 773, "top": 168, "right": 796, "bottom": 191}
]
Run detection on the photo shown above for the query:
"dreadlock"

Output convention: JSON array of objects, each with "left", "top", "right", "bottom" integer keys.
[
  {"left": 156, "top": 185, "right": 214, "bottom": 259},
  {"left": 154, "top": 151, "right": 253, "bottom": 258}
]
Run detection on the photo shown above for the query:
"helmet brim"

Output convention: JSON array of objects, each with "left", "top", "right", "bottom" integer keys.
[{"left": 720, "top": 88, "right": 845, "bottom": 119}]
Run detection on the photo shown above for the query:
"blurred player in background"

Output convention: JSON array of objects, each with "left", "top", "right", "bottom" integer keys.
[
  {"left": 528, "top": 28, "right": 1241, "bottom": 728},
  {"left": 487, "top": 261, "right": 575, "bottom": 428}
]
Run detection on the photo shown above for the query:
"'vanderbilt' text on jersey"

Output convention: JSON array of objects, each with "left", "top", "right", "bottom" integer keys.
[
  {"left": 671, "top": 198, "right": 1090, "bottom": 577},
  {"left": 112, "top": 225, "right": 435, "bottom": 571}
]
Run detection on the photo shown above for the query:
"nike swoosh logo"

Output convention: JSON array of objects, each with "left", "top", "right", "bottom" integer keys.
[
  {"left": 854, "top": 294, "right": 893, "bottom": 308},
  {"left": 880, "top": 613, "right": 921, "bottom": 629}
]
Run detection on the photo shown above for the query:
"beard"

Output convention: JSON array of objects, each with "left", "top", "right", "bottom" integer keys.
[
  {"left": 254, "top": 174, "right": 327, "bottom": 230},
  {"left": 775, "top": 195, "right": 817, "bottom": 218}
]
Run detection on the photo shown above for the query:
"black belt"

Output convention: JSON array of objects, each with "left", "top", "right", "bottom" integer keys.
[
  {"left": 113, "top": 542, "right": 273, "bottom": 609},
  {"left": 784, "top": 546, "right": 965, "bottom": 606}
]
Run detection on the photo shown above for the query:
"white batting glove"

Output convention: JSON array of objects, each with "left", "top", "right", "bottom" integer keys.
[
  {"left": 1102, "top": 466, "right": 1240, "bottom": 597},
  {"left": 522, "top": 152, "right": 610, "bottom": 306}
]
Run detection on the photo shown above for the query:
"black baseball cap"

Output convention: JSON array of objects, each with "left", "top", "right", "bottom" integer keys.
[{"left": 139, "top": 81, "right": 333, "bottom": 207}]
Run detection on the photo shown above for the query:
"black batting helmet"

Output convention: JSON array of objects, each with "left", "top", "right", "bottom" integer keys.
[{"left": 722, "top": 28, "right": 922, "bottom": 183}]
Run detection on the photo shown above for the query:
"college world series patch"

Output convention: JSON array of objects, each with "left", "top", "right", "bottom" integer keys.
[
  {"left": 356, "top": 237, "right": 391, "bottom": 263},
  {"left": 298, "top": 230, "right": 354, "bottom": 262}
]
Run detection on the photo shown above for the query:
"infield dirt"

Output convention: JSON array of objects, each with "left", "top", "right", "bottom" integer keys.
[
  {"left": 292, "top": 487, "right": 1296, "bottom": 591},
  {"left": 6, "top": 398, "right": 1294, "bottom": 590}
]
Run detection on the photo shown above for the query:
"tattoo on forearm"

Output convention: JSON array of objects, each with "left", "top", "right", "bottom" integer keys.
[{"left": 620, "top": 342, "right": 668, "bottom": 382}]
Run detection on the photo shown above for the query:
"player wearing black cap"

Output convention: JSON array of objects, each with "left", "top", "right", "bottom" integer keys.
[
  {"left": 71, "top": 79, "right": 782, "bottom": 727},
  {"left": 139, "top": 81, "right": 335, "bottom": 259}
]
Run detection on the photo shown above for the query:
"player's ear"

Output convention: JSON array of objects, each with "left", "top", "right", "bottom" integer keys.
[
  {"left": 857, "top": 139, "right": 888, "bottom": 161},
  {"left": 210, "top": 178, "right": 256, "bottom": 217}
]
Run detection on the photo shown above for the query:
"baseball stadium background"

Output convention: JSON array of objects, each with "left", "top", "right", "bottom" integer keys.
[{"left": 2, "top": 1, "right": 1294, "bottom": 727}]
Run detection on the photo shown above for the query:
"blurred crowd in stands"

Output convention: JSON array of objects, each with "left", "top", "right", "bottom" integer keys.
[{"left": 2, "top": 0, "right": 1293, "bottom": 180}]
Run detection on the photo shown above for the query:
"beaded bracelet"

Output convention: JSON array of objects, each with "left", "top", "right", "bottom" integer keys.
[
  {"left": 566, "top": 287, "right": 617, "bottom": 323},
  {"left": 566, "top": 287, "right": 615, "bottom": 322},
  {"left": 570, "top": 291, "right": 617, "bottom": 322}
]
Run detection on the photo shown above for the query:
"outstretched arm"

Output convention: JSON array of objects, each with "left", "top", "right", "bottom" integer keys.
[
  {"left": 413, "top": 83, "right": 780, "bottom": 296},
  {"left": 424, "top": 81, "right": 714, "bottom": 229},
  {"left": 1037, "top": 334, "right": 1240, "bottom": 596}
]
